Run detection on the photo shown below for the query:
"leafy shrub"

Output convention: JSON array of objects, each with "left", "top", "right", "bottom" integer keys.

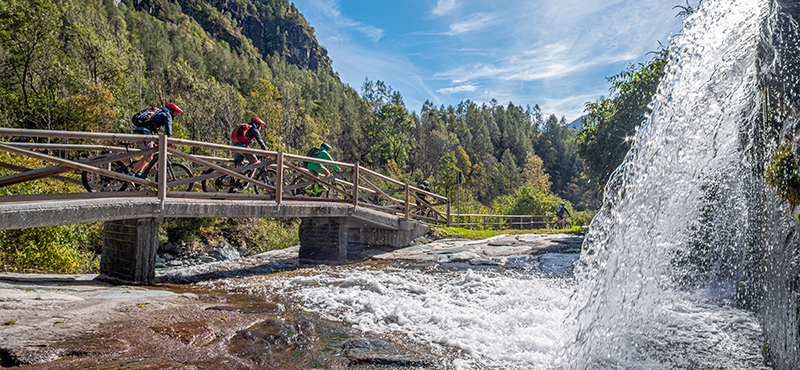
[
  {"left": 0, "top": 224, "right": 101, "bottom": 273},
  {"left": 0, "top": 152, "right": 101, "bottom": 273},
  {"left": 492, "top": 185, "right": 569, "bottom": 216}
]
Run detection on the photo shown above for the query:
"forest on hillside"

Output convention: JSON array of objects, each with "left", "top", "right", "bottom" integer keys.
[
  {"left": 0, "top": 0, "right": 599, "bottom": 211},
  {"left": 0, "top": 0, "right": 675, "bottom": 272}
]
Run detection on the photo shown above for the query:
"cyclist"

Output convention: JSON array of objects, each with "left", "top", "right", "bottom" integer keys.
[
  {"left": 556, "top": 202, "right": 571, "bottom": 229},
  {"left": 415, "top": 180, "right": 433, "bottom": 216},
  {"left": 231, "top": 117, "right": 268, "bottom": 166},
  {"left": 304, "top": 142, "right": 339, "bottom": 195},
  {"left": 131, "top": 103, "right": 183, "bottom": 176}
]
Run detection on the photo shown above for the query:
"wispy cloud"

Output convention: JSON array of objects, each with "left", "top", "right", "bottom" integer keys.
[
  {"left": 301, "top": 0, "right": 384, "bottom": 42},
  {"left": 445, "top": 13, "right": 496, "bottom": 35},
  {"left": 436, "top": 83, "right": 478, "bottom": 94},
  {"left": 358, "top": 25, "right": 384, "bottom": 42},
  {"left": 541, "top": 92, "right": 604, "bottom": 120},
  {"left": 432, "top": 0, "right": 458, "bottom": 16}
]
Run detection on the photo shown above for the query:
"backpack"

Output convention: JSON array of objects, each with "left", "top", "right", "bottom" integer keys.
[
  {"left": 131, "top": 107, "right": 160, "bottom": 128},
  {"left": 231, "top": 123, "right": 253, "bottom": 144},
  {"left": 303, "top": 147, "right": 322, "bottom": 168}
]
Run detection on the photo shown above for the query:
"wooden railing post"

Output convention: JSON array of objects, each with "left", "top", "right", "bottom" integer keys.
[
  {"left": 404, "top": 183, "right": 409, "bottom": 220},
  {"left": 157, "top": 133, "right": 167, "bottom": 207},
  {"left": 276, "top": 151, "right": 283, "bottom": 204},
  {"left": 446, "top": 200, "right": 451, "bottom": 227},
  {"left": 483, "top": 215, "right": 487, "bottom": 230},
  {"left": 353, "top": 163, "right": 359, "bottom": 207}
]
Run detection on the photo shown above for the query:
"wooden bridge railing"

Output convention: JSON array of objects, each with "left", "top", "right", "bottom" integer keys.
[
  {"left": 0, "top": 128, "right": 450, "bottom": 225},
  {"left": 449, "top": 214, "right": 554, "bottom": 230}
]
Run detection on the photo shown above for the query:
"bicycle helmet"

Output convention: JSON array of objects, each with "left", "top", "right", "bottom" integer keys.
[
  {"left": 251, "top": 117, "right": 266, "bottom": 126},
  {"left": 166, "top": 103, "right": 184, "bottom": 115},
  {"left": 421, "top": 180, "right": 429, "bottom": 187},
  {"left": 321, "top": 142, "right": 332, "bottom": 150}
]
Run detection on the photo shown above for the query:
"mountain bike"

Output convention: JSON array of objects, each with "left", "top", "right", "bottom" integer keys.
[
  {"left": 288, "top": 170, "right": 343, "bottom": 198},
  {"left": 81, "top": 143, "right": 194, "bottom": 192},
  {"left": 202, "top": 158, "right": 277, "bottom": 194}
]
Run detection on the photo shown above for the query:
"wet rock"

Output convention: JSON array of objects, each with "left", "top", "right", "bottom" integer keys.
[
  {"left": 0, "top": 347, "right": 60, "bottom": 367},
  {"left": 487, "top": 239, "right": 517, "bottom": 247},
  {"left": 344, "top": 338, "right": 431, "bottom": 367},
  {"left": 160, "top": 242, "right": 177, "bottom": 254},
  {"left": 483, "top": 245, "right": 533, "bottom": 256},
  {"left": 59, "top": 337, "right": 131, "bottom": 357},
  {"left": 162, "top": 253, "right": 175, "bottom": 262},
  {"left": 229, "top": 319, "right": 315, "bottom": 366},
  {"left": 66, "top": 358, "right": 198, "bottom": 370},
  {"left": 428, "top": 246, "right": 481, "bottom": 255},
  {"left": 470, "top": 257, "right": 507, "bottom": 266},
  {"left": 209, "top": 244, "right": 240, "bottom": 262},
  {"left": 151, "top": 321, "right": 216, "bottom": 346},
  {"left": 436, "top": 252, "right": 480, "bottom": 263},
  {"left": 155, "top": 256, "right": 166, "bottom": 268},
  {"left": 207, "top": 301, "right": 282, "bottom": 315}
]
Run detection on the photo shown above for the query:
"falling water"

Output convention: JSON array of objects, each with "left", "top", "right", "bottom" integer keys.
[
  {"left": 569, "top": 0, "right": 799, "bottom": 368},
  {"left": 192, "top": 0, "right": 800, "bottom": 368}
]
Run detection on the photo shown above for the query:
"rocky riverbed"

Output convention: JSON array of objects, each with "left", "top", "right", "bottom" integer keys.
[{"left": 0, "top": 233, "right": 582, "bottom": 369}]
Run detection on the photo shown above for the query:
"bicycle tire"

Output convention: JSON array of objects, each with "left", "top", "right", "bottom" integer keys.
[
  {"left": 203, "top": 174, "right": 233, "bottom": 193},
  {"left": 254, "top": 168, "right": 278, "bottom": 195},
  {"left": 81, "top": 161, "right": 129, "bottom": 192},
  {"left": 143, "top": 162, "right": 194, "bottom": 192}
]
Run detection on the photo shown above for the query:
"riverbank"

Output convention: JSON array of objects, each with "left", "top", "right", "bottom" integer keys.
[{"left": 0, "top": 233, "right": 583, "bottom": 368}]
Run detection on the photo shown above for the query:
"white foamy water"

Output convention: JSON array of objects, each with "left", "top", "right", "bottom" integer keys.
[
  {"left": 202, "top": 260, "right": 767, "bottom": 369},
  {"left": 198, "top": 0, "right": 786, "bottom": 368}
]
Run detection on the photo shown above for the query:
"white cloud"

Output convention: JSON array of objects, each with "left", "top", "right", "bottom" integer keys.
[
  {"left": 432, "top": 0, "right": 458, "bottom": 16},
  {"left": 436, "top": 83, "right": 479, "bottom": 94},
  {"left": 541, "top": 92, "right": 604, "bottom": 121},
  {"left": 299, "top": 0, "right": 384, "bottom": 42},
  {"left": 358, "top": 25, "right": 384, "bottom": 42},
  {"left": 445, "top": 13, "right": 496, "bottom": 35}
]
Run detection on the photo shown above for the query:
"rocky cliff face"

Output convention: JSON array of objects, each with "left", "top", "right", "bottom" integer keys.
[{"left": 132, "top": 0, "right": 332, "bottom": 73}]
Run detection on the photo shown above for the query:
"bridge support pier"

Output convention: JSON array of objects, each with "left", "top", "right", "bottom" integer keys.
[
  {"left": 298, "top": 217, "right": 429, "bottom": 264},
  {"left": 299, "top": 217, "right": 349, "bottom": 263},
  {"left": 97, "top": 218, "right": 159, "bottom": 284}
]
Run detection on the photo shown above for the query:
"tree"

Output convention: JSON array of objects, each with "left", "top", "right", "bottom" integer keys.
[
  {"left": 576, "top": 48, "right": 669, "bottom": 190},
  {"left": 522, "top": 151, "right": 551, "bottom": 193}
]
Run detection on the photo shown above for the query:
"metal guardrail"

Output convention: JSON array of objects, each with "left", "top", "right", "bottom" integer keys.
[{"left": 0, "top": 128, "right": 451, "bottom": 225}]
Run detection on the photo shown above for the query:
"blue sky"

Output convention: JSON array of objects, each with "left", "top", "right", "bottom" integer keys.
[{"left": 291, "top": 0, "right": 697, "bottom": 122}]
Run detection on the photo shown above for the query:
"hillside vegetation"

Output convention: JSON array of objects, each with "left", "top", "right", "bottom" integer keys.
[{"left": 0, "top": 0, "right": 598, "bottom": 272}]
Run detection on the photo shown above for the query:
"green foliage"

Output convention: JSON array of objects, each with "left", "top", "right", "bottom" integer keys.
[
  {"left": 0, "top": 0, "right": 606, "bottom": 271},
  {"left": 493, "top": 185, "right": 569, "bottom": 217},
  {"left": 0, "top": 153, "right": 102, "bottom": 273},
  {"left": 432, "top": 226, "right": 582, "bottom": 240},
  {"left": 0, "top": 225, "right": 101, "bottom": 273},
  {"left": 160, "top": 217, "right": 299, "bottom": 255},
  {"left": 576, "top": 48, "right": 669, "bottom": 190},
  {"left": 765, "top": 142, "right": 800, "bottom": 207}
]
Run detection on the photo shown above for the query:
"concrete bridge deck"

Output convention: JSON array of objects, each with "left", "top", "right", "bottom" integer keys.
[
  {"left": 0, "top": 198, "right": 406, "bottom": 231},
  {"left": 0, "top": 198, "right": 428, "bottom": 284}
]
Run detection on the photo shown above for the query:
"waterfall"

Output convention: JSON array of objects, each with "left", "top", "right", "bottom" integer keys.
[{"left": 568, "top": 0, "right": 800, "bottom": 368}]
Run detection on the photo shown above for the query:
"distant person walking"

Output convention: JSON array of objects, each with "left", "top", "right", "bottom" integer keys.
[{"left": 556, "top": 202, "right": 571, "bottom": 229}]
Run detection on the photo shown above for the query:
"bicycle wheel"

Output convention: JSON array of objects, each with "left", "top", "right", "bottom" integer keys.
[
  {"left": 253, "top": 168, "right": 278, "bottom": 195},
  {"left": 203, "top": 173, "right": 234, "bottom": 193},
  {"left": 145, "top": 162, "right": 194, "bottom": 191},
  {"left": 81, "top": 161, "right": 129, "bottom": 192}
]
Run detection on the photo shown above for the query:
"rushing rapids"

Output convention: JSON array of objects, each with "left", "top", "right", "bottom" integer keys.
[{"left": 196, "top": 0, "right": 800, "bottom": 368}]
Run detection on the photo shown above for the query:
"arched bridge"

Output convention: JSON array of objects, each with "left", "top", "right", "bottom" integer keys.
[{"left": 0, "top": 128, "right": 451, "bottom": 284}]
